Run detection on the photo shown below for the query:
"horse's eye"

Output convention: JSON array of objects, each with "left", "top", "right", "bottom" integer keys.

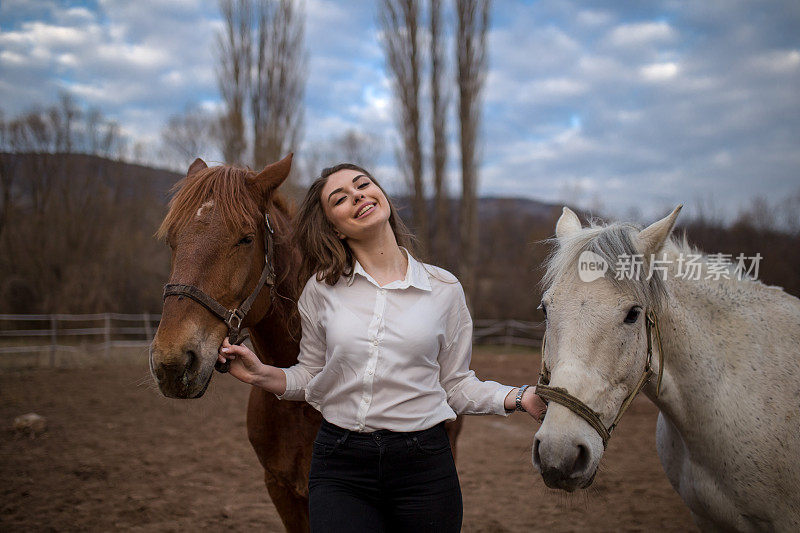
[
  {"left": 624, "top": 306, "right": 641, "bottom": 324},
  {"left": 538, "top": 302, "right": 547, "bottom": 319},
  {"left": 238, "top": 235, "right": 254, "bottom": 246}
]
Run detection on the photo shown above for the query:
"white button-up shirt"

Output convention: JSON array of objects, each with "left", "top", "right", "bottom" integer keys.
[{"left": 278, "top": 251, "right": 514, "bottom": 432}]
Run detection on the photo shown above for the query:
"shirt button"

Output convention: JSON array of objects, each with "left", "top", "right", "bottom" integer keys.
[
  {"left": 367, "top": 368, "right": 374, "bottom": 375},
  {"left": 372, "top": 339, "right": 379, "bottom": 346}
]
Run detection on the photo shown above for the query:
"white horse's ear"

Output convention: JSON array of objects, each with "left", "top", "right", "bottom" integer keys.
[
  {"left": 555, "top": 206, "right": 582, "bottom": 239},
  {"left": 636, "top": 205, "right": 683, "bottom": 257}
]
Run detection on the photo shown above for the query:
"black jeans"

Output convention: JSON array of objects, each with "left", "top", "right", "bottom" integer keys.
[{"left": 309, "top": 419, "right": 463, "bottom": 533}]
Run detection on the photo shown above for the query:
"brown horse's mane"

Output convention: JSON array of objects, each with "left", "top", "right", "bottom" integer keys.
[
  {"left": 156, "top": 164, "right": 301, "bottom": 334},
  {"left": 157, "top": 165, "right": 264, "bottom": 240}
]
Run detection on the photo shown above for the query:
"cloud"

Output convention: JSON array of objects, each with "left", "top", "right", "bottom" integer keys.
[
  {"left": 640, "top": 61, "right": 679, "bottom": 81},
  {"left": 0, "top": 0, "right": 797, "bottom": 222},
  {"left": 0, "top": 0, "right": 219, "bottom": 143},
  {"left": 604, "top": 21, "right": 676, "bottom": 48},
  {"left": 478, "top": 0, "right": 800, "bottom": 220}
]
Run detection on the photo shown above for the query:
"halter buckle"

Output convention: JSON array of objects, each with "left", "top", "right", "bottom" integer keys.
[
  {"left": 264, "top": 213, "right": 274, "bottom": 234},
  {"left": 227, "top": 310, "right": 243, "bottom": 331}
]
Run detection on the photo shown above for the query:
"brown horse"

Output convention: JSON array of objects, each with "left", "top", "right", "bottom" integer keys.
[{"left": 149, "top": 154, "right": 463, "bottom": 532}]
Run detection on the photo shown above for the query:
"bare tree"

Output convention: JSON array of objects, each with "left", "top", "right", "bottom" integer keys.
[
  {"left": 6, "top": 110, "right": 61, "bottom": 215},
  {"left": 1, "top": 97, "right": 127, "bottom": 218},
  {"left": 0, "top": 109, "right": 13, "bottom": 237},
  {"left": 216, "top": 0, "right": 252, "bottom": 165},
  {"left": 48, "top": 92, "right": 80, "bottom": 153},
  {"left": 456, "top": 0, "right": 489, "bottom": 305},
  {"left": 335, "top": 129, "right": 382, "bottom": 171},
  {"left": 779, "top": 188, "right": 800, "bottom": 234},
  {"left": 379, "top": 0, "right": 428, "bottom": 254},
  {"left": 0, "top": 97, "right": 149, "bottom": 313},
  {"left": 84, "top": 106, "right": 124, "bottom": 158},
  {"left": 160, "top": 105, "right": 217, "bottom": 167},
  {"left": 299, "top": 128, "right": 382, "bottom": 187},
  {"left": 430, "top": 0, "right": 449, "bottom": 265},
  {"left": 251, "top": 0, "right": 306, "bottom": 168}
]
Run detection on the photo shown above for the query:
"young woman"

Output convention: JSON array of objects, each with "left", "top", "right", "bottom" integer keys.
[{"left": 217, "top": 163, "right": 546, "bottom": 532}]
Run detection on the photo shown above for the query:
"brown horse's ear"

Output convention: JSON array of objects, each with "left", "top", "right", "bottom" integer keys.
[
  {"left": 249, "top": 153, "right": 293, "bottom": 200},
  {"left": 187, "top": 158, "right": 208, "bottom": 177}
]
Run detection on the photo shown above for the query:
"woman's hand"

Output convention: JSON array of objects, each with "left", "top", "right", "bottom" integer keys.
[
  {"left": 217, "top": 337, "right": 267, "bottom": 385},
  {"left": 521, "top": 386, "right": 548, "bottom": 423}
]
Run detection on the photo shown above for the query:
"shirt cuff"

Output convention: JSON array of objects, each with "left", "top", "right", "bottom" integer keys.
[
  {"left": 275, "top": 368, "right": 306, "bottom": 401},
  {"left": 493, "top": 385, "right": 516, "bottom": 416}
]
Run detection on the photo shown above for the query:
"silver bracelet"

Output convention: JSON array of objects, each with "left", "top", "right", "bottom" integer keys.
[{"left": 515, "top": 384, "right": 530, "bottom": 412}]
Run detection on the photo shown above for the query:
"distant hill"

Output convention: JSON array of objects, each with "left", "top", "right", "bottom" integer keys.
[
  {"left": 0, "top": 152, "right": 311, "bottom": 205},
  {"left": 2, "top": 152, "right": 560, "bottom": 220},
  {"left": 393, "top": 195, "right": 560, "bottom": 226},
  {"left": 478, "top": 196, "right": 560, "bottom": 221}
]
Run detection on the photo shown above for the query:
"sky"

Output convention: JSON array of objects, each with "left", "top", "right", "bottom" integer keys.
[{"left": 1, "top": 0, "right": 799, "bottom": 222}]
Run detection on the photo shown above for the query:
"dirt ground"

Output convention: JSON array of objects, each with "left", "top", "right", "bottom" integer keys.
[{"left": 0, "top": 347, "right": 696, "bottom": 532}]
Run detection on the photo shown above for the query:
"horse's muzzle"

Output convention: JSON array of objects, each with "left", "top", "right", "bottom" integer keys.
[
  {"left": 149, "top": 344, "right": 213, "bottom": 399},
  {"left": 532, "top": 426, "right": 599, "bottom": 492}
]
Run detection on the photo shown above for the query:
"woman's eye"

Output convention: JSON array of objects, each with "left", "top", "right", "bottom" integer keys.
[
  {"left": 238, "top": 235, "right": 254, "bottom": 246},
  {"left": 334, "top": 196, "right": 346, "bottom": 206},
  {"left": 624, "top": 307, "right": 641, "bottom": 324},
  {"left": 357, "top": 181, "right": 369, "bottom": 189}
]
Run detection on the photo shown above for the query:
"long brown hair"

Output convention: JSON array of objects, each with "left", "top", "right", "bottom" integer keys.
[{"left": 294, "top": 163, "right": 417, "bottom": 286}]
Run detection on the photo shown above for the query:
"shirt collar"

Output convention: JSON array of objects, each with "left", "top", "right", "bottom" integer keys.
[{"left": 346, "top": 247, "right": 432, "bottom": 292}]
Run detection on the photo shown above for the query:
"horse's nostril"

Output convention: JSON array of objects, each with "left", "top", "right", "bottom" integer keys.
[
  {"left": 532, "top": 437, "right": 542, "bottom": 467},
  {"left": 573, "top": 443, "right": 590, "bottom": 474},
  {"left": 185, "top": 349, "right": 198, "bottom": 372}
]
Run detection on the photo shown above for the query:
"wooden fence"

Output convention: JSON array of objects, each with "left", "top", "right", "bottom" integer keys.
[
  {"left": 0, "top": 313, "right": 161, "bottom": 366},
  {"left": 473, "top": 319, "right": 544, "bottom": 348},
  {"left": 0, "top": 314, "right": 543, "bottom": 366}
]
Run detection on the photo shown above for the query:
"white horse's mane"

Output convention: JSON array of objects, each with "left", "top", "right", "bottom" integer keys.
[
  {"left": 542, "top": 218, "right": 782, "bottom": 309},
  {"left": 542, "top": 220, "right": 703, "bottom": 310}
]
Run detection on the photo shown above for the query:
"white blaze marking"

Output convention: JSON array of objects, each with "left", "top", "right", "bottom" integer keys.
[{"left": 196, "top": 200, "right": 214, "bottom": 218}]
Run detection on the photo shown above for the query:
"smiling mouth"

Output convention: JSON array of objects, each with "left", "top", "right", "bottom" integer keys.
[{"left": 355, "top": 202, "right": 377, "bottom": 219}]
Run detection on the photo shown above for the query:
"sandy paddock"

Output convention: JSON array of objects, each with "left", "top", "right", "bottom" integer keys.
[{"left": 0, "top": 347, "right": 696, "bottom": 531}]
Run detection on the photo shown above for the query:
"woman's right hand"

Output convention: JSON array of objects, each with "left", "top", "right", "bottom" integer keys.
[{"left": 218, "top": 337, "right": 267, "bottom": 385}]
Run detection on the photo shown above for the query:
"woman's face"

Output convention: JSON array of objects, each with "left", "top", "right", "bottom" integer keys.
[{"left": 320, "top": 168, "right": 391, "bottom": 241}]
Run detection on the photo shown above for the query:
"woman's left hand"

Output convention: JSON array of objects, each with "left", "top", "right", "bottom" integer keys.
[{"left": 521, "top": 387, "right": 547, "bottom": 423}]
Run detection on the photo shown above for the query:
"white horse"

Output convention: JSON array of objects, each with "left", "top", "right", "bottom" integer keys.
[{"left": 532, "top": 205, "right": 800, "bottom": 531}]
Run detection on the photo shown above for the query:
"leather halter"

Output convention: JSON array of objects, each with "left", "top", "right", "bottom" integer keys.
[
  {"left": 162, "top": 212, "right": 276, "bottom": 374},
  {"left": 536, "top": 309, "right": 664, "bottom": 448}
]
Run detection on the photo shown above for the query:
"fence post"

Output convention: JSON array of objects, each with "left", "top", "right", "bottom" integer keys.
[
  {"left": 103, "top": 313, "right": 111, "bottom": 357},
  {"left": 143, "top": 311, "right": 152, "bottom": 341},
  {"left": 50, "top": 315, "right": 57, "bottom": 367}
]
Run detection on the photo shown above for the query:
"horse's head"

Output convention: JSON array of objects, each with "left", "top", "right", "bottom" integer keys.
[
  {"left": 532, "top": 205, "right": 681, "bottom": 491},
  {"left": 149, "top": 154, "right": 293, "bottom": 398}
]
